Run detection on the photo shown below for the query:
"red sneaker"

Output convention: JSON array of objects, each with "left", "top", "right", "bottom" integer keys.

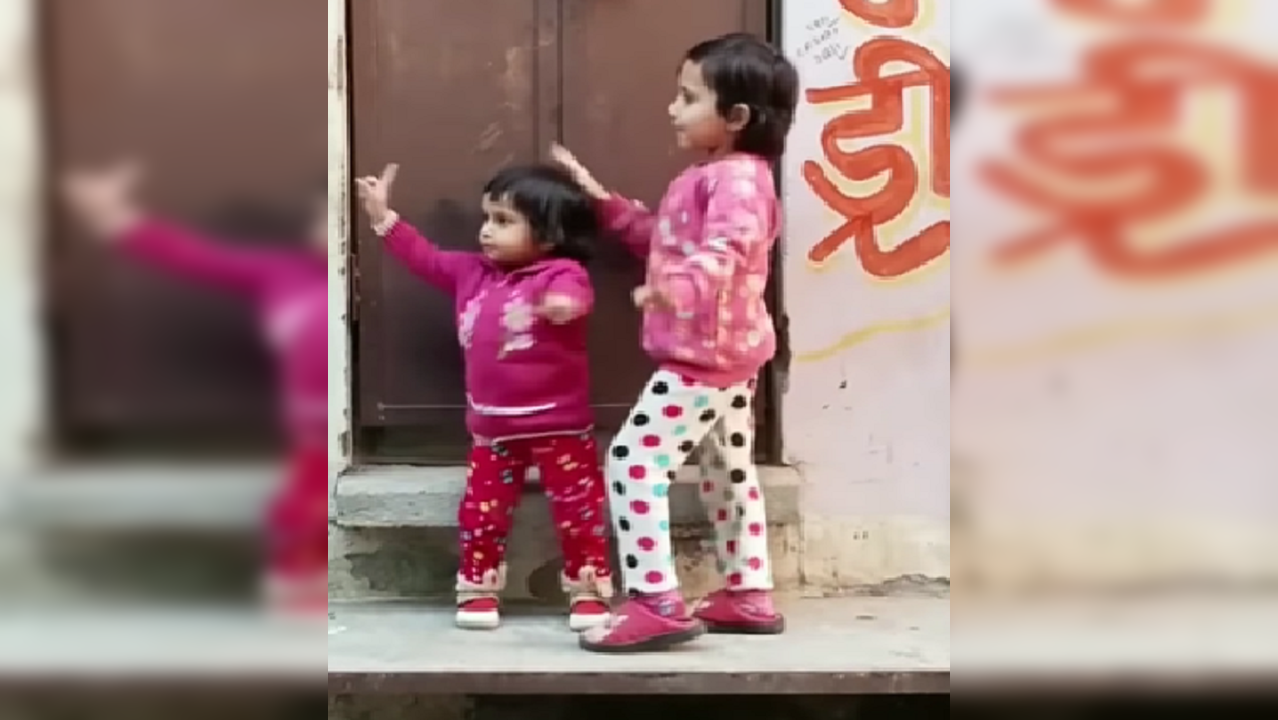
[
  {"left": 455, "top": 596, "right": 501, "bottom": 630},
  {"left": 569, "top": 599, "right": 611, "bottom": 631},
  {"left": 578, "top": 593, "right": 705, "bottom": 653},
  {"left": 563, "top": 565, "right": 614, "bottom": 632},
  {"left": 455, "top": 566, "right": 504, "bottom": 630},
  {"left": 692, "top": 589, "right": 786, "bottom": 634}
]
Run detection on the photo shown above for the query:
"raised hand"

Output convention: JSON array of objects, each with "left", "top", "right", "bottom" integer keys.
[
  {"left": 548, "top": 143, "right": 608, "bottom": 201},
  {"left": 61, "top": 160, "right": 145, "bottom": 241},
  {"left": 355, "top": 163, "right": 399, "bottom": 226}
]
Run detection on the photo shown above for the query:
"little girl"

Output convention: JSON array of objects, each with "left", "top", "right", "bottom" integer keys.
[
  {"left": 355, "top": 162, "right": 614, "bottom": 631},
  {"left": 61, "top": 162, "right": 328, "bottom": 612},
  {"left": 553, "top": 32, "right": 799, "bottom": 653}
]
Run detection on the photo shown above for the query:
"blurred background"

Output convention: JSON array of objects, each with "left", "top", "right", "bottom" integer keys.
[
  {"left": 0, "top": 0, "right": 326, "bottom": 608},
  {"left": 952, "top": 0, "right": 1278, "bottom": 601},
  {"left": 0, "top": 1, "right": 327, "bottom": 705}
]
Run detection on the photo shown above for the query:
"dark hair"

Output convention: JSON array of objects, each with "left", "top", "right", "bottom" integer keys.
[
  {"left": 951, "top": 65, "right": 963, "bottom": 120},
  {"left": 684, "top": 33, "right": 799, "bottom": 159},
  {"left": 482, "top": 164, "right": 597, "bottom": 265}
]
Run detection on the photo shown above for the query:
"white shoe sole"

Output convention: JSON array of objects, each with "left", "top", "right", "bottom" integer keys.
[
  {"left": 568, "top": 612, "right": 610, "bottom": 632},
  {"left": 455, "top": 610, "right": 501, "bottom": 630}
]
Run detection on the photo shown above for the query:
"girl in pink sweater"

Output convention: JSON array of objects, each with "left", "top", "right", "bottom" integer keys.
[
  {"left": 60, "top": 162, "right": 327, "bottom": 612},
  {"left": 355, "top": 163, "right": 613, "bottom": 631},
  {"left": 554, "top": 33, "right": 799, "bottom": 653}
]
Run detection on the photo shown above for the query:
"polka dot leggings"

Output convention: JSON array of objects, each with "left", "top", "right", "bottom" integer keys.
[{"left": 607, "top": 370, "right": 772, "bottom": 594}]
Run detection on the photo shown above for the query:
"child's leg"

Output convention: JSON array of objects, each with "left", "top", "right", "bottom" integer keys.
[
  {"left": 456, "top": 442, "right": 528, "bottom": 628},
  {"left": 607, "top": 371, "right": 726, "bottom": 594},
  {"left": 710, "top": 382, "right": 773, "bottom": 590},
  {"left": 697, "top": 420, "right": 735, "bottom": 570},
  {"left": 531, "top": 433, "right": 612, "bottom": 630},
  {"left": 580, "top": 370, "right": 728, "bottom": 652},
  {"left": 692, "top": 380, "right": 785, "bottom": 634}
]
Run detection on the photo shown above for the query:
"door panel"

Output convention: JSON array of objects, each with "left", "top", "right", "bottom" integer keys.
[{"left": 350, "top": 0, "right": 549, "bottom": 459}]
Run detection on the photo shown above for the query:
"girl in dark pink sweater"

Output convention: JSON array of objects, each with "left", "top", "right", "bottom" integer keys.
[
  {"left": 61, "top": 162, "right": 327, "bottom": 612},
  {"left": 356, "top": 163, "right": 613, "bottom": 631}
]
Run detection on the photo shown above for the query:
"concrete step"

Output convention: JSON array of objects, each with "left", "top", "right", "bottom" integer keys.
[
  {"left": 328, "top": 464, "right": 805, "bottom": 602},
  {"left": 326, "top": 596, "right": 949, "bottom": 695},
  {"left": 332, "top": 464, "right": 802, "bottom": 530}
]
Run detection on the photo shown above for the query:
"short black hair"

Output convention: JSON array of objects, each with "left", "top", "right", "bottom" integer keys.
[
  {"left": 951, "top": 64, "right": 963, "bottom": 120},
  {"left": 684, "top": 33, "right": 799, "bottom": 160},
  {"left": 482, "top": 164, "right": 597, "bottom": 265}
]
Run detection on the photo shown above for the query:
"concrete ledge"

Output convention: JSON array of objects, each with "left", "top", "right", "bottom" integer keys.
[
  {"left": 327, "top": 596, "right": 948, "bottom": 694},
  {"left": 2, "top": 465, "right": 278, "bottom": 531},
  {"left": 333, "top": 464, "right": 802, "bottom": 528}
]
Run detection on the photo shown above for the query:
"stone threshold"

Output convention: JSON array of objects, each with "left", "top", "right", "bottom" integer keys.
[
  {"left": 4, "top": 462, "right": 801, "bottom": 532},
  {"left": 327, "top": 596, "right": 948, "bottom": 694},
  {"left": 334, "top": 464, "right": 802, "bottom": 529}
]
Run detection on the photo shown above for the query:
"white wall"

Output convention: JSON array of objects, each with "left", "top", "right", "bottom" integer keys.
[
  {"left": 952, "top": 0, "right": 1278, "bottom": 588},
  {"left": 779, "top": 0, "right": 951, "bottom": 583}
]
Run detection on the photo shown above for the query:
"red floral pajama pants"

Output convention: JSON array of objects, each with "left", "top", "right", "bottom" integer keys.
[{"left": 458, "top": 433, "right": 610, "bottom": 584}]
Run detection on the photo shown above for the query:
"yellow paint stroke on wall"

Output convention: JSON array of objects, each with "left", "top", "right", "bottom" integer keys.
[
  {"left": 965, "top": 300, "right": 1278, "bottom": 369},
  {"left": 794, "top": 307, "right": 951, "bottom": 363}
]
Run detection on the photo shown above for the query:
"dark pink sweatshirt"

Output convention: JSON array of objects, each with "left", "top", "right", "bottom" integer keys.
[
  {"left": 379, "top": 217, "right": 594, "bottom": 444},
  {"left": 121, "top": 220, "right": 327, "bottom": 448}
]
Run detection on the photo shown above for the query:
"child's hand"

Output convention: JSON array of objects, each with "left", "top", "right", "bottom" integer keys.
[
  {"left": 631, "top": 285, "right": 670, "bottom": 310},
  {"left": 548, "top": 143, "right": 608, "bottom": 201},
  {"left": 537, "top": 292, "right": 579, "bottom": 324},
  {"left": 61, "top": 160, "right": 145, "bottom": 241},
  {"left": 355, "top": 163, "right": 399, "bottom": 227}
]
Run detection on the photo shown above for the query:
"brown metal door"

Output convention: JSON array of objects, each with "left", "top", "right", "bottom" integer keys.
[
  {"left": 43, "top": 0, "right": 326, "bottom": 456},
  {"left": 352, "top": 0, "right": 767, "bottom": 463}
]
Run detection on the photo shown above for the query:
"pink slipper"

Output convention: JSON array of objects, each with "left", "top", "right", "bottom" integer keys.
[
  {"left": 578, "top": 593, "right": 705, "bottom": 653},
  {"left": 693, "top": 589, "right": 785, "bottom": 634}
]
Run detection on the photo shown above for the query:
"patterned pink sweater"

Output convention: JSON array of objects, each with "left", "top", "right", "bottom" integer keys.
[{"left": 598, "top": 153, "right": 779, "bottom": 387}]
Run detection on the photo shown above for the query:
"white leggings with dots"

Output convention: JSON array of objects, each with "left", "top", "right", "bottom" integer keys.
[{"left": 606, "top": 369, "right": 772, "bottom": 594}]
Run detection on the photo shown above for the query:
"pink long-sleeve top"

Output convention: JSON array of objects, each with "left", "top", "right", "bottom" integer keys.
[{"left": 597, "top": 153, "right": 779, "bottom": 387}]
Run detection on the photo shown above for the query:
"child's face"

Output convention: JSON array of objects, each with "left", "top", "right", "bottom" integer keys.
[
  {"left": 669, "top": 60, "right": 733, "bottom": 155},
  {"left": 479, "top": 194, "right": 541, "bottom": 265}
]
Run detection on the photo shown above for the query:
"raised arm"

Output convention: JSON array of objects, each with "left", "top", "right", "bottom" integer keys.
[
  {"left": 549, "top": 143, "right": 654, "bottom": 259},
  {"left": 373, "top": 211, "right": 483, "bottom": 296},
  {"left": 596, "top": 194, "right": 658, "bottom": 260},
  {"left": 358, "top": 163, "right": 482, "bottom": 296},
  {"left": 61, "top": 163, "right": 291, "bottom": 297},
  {"left": 119, "top": 219, "right": 295, "bottom": 297}
]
